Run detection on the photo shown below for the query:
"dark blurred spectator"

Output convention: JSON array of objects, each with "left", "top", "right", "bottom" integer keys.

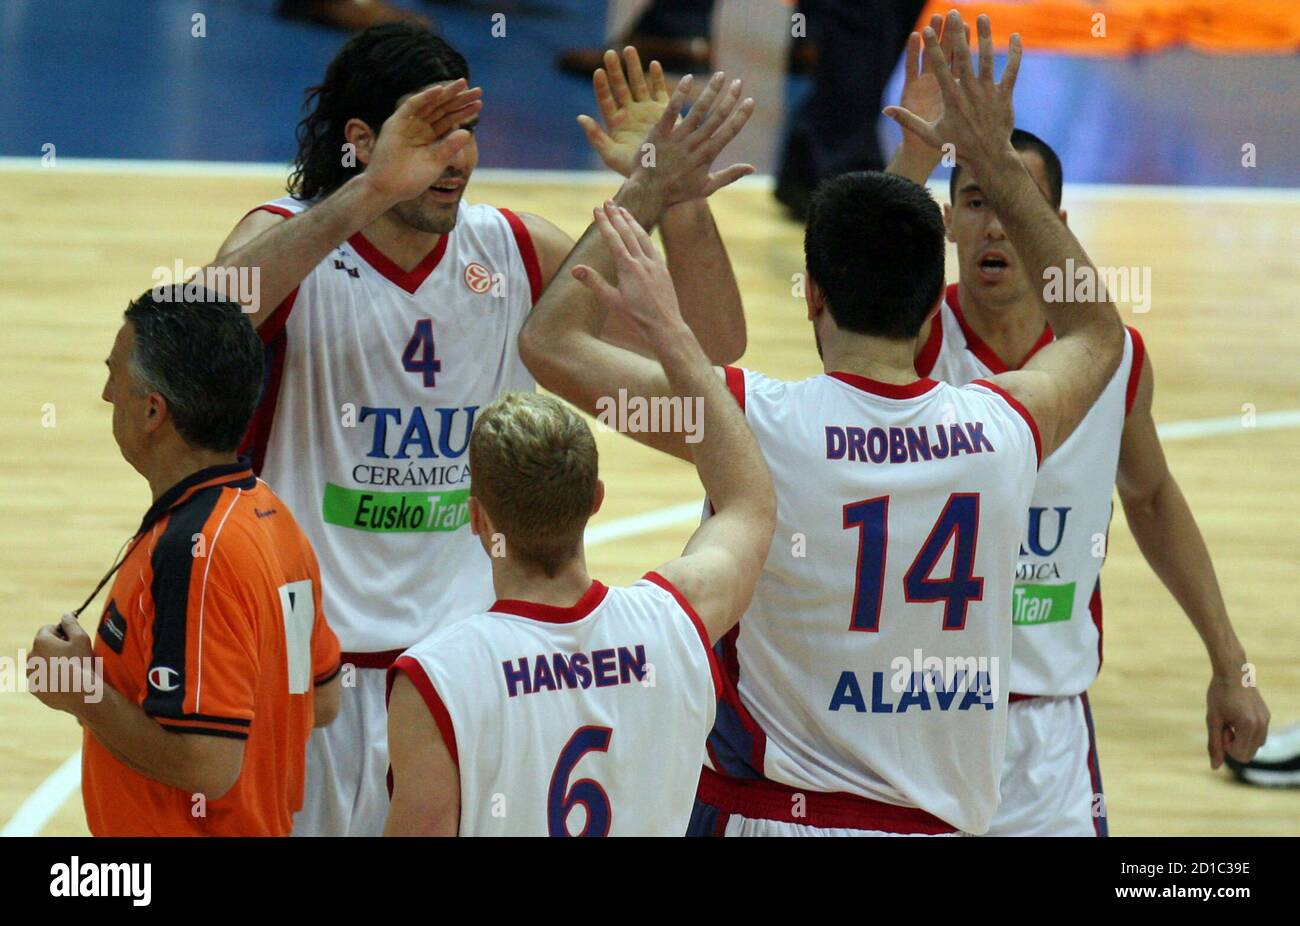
[
  {"left": 278, "top": 0, "right": 430, "bottom": 31},
  {"left": 557, "top": 1, "right": 924, "bottom": 221}
]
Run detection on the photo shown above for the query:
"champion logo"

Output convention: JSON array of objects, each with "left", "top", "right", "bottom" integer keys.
[
  {"left": 464, "top": 261, "right": 493, "bottom": 294},
  {"left": 148, "top": 666, "right": 180, "bottom": 692}
]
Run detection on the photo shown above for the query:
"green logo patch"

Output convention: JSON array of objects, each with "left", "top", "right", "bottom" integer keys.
[
  {"left": 322, "top": 483, "right": 470, "bottom": 533},
  {"left": 1012, "top": 582, "right": 1075, "bottom": 626}
]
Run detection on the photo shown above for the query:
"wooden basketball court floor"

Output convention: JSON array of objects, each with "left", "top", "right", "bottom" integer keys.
[{"left": 1, "top": 163, "right": 1296, "bottom": 836}]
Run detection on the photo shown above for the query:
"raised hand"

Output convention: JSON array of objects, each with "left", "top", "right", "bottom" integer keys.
[
  {"left": 897, "top": 13, "right": 970, "bottom": 157},
  {"left": 572, "top": 202, "right": 682, "bottom": 336},
  {"left": 630, "top": 71, "right": 756, "bottom": 207},
  {"left": 363, "top": 79, "right": 483, "bottom": 205},
  {"left": 884, "top": 12, "right": 1022, "bottom": 170},
  {"left": 578, "top": 47, "right": 672, "bottom": 177}
]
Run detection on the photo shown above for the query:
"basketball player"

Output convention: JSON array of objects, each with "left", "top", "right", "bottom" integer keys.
[
  {"left": 203, "top": 24, "right": 755, "bottom": 835},
  {"left": 386, "top": 207, "right": 775, "bottom": 835},
  {"left": 28, "top": 289, "right": 340, "bottom": 835},
  {"left": 521, "top": 13, "right": 1125, "bottom": 834},
  {"left": 885, "top": 41, "right": 1271, "bottom": 831}
]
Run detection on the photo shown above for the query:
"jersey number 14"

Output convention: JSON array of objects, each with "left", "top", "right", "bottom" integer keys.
[{"left": 843, "top": 493, "right": 984, "bottom": 632}]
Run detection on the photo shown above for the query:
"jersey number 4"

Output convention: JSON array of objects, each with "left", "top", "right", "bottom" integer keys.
[
  {"left": 401, "top": 319, "right": 441, "bottom": 387},
  {"left": 547, "top": 726, "right": 613, "bottom": 837},
  {"left": 843, "top": 493, "right": 984, "bottom": 632}
]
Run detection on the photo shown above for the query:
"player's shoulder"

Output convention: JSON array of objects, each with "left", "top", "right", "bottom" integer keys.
[
  {"left": 243, "top": 194, "right": 311, "bottom": 222},
  {"left": 403, "top": 612, "right": 495, "bottom": 666}
]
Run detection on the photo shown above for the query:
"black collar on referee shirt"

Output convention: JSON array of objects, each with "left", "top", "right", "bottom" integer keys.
[{"left": 135, "top": 456, "right": 257, "bottom": 537}]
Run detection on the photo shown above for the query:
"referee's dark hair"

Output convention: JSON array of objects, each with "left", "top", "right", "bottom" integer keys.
[{"left": 124, "top": 286, "right": 264, "bottom": 453}]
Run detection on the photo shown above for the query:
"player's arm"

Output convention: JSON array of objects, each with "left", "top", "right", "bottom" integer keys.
[
  {"left": 29, "top": 617, "right": 245, "bottom": 799},
  {"left": 1115, "top": 350, "right": 1270, "bottom": 767},
  {"left": 658, "top": 199, "right": 747, "bottom": 364},
  {"left": 576, "top": 205, "right": 775, "bottom": 643},
  {"left": 308, "top": 581, "right": 342, "bottom": 728},
  {"left": 385, "top": 672, "right": 460, "bottom": 836},
  {"left": 313, "top": 674, "right": 341, "bottom": 728},
  {"left": 204, "top": 81, "right": 484, "bottom": 329},
  {"left": 887, "top": 14, "right": 1124, "bottom": 459},
  {"left": 520, "top": 72, "right": 755, "bottom": 462},
  {"left": 573, "top": 49, "right": 748, "bottom": 364}
]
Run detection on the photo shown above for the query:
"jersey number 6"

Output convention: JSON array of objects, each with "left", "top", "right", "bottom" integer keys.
[{"left": 547, "top": 725, "right": 613, "bottom": 837}]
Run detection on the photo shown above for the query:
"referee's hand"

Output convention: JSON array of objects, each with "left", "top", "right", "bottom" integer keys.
[{"left": 29, "top": 615, "right": 96, "bottom": 716}]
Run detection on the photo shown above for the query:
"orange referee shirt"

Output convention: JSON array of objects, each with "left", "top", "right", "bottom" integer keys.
[{"left": 84, "top": 459, "right": 340, "bottom": 836}]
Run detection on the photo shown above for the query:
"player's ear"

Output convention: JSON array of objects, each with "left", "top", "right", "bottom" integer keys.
[
  {"left": 468, "top": 496, "right": 486, "bottom": 538},
  {"left": 925, "top": 289, "right": 943, "bottom": 324},
  {"left": 943, "top": 203, "right": 955, "bottom": 243},
  {"left": 1059, "top": 208, "right": 1068, "bottom": 226},
  {"left": 590, "top": 479, "right": 605, "bottom": 518},
  {"left": 344, "top": 119, "right": 378, "bottom": 166},
  {"left": 143, "top": 391, "right": 168, "bottom": 435},
  {"left": 805, "top": 272, "right": 824, "bottom": 322}
]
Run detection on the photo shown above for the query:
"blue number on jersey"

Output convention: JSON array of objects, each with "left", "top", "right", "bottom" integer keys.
[
  {"left": 844, "top": 492, "right": 983, "bottom": 631},
  {"left": 547, "top": 725, "right": 613, "bottom": 837},
  {"left": 401, "top": 318, "right": 441, "bottom": 387}
]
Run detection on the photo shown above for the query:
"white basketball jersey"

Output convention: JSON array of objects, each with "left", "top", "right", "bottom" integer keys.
[
  {"left": 707, "top": 366, "right": 1039, "bottom": 835},
  {"left": 918, "top": 284, "right": 1143, "bottom": 695},
  {"left": 243, "top": 196, "right": 539, "bottom": 653},
  {"left": 393, "top": 575, "right": 719, "bottom": 836}
]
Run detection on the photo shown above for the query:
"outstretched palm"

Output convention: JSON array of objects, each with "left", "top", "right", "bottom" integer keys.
[
  {"left": 579, "top": 47, "right": 673, "bottom": 177},
  {"left": 885, "top": 12, "right": 1021, "bottom": 168},
  {"left": 365, "top": 80, "right": 483, "bottom": 203},
  {"left": 897, "top": 14, "right": 971, "bottom": 156}
]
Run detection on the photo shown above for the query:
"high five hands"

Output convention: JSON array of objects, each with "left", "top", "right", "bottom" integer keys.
[{"left": 885, "top": 11, "right": 1022, "bottom": 170}]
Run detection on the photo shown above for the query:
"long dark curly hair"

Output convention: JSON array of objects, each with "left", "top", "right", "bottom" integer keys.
[{"left": 289, "top": 23, "right": 469, "bottom": 202}]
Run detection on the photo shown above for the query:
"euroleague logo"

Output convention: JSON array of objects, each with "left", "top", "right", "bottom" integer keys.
[
  {"left": 148, "top": 665, "right": 180, "bottom": 692},
  {"left": 463, "top": 261, "right": 493, "bottom": 295}
]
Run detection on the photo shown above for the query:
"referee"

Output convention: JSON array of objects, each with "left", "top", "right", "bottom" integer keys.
[{"left": 28, "top": 286, "right": 342, "bottom": 836}]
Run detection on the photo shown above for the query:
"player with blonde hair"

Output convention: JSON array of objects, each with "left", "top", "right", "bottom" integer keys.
[{"left": 386, "top": 206, "right": 775, "bottom": 836}]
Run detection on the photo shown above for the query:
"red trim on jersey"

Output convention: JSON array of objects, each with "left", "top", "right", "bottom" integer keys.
[
  {"left": 1009, "top": 692, "right": 1040, "bottom": 703},
  {"left": 347, "top": 231, "right": 449, "bottom": 294},
  {"left": 722, "top": 365, "right": 746, "bottom": 412},
  {"left": 256, "top": 284, "right": 299, "bottom": 346},
  {"left": 491, "top": 581, "right": 609, "bottom": 624},
  {"left": 239, "top": 287, "right": 297, "bottom": 475},
  {"left": 1089, "top": 577, "right": 1104, "bottom": 673},
  {"left": 697, "top": 766, "right": 957, "bottom": 834},
  {"left": 1124, "top": 326, "right": 1146, "bottom": 417},
  {"left": 914, "top": 313, "right": 944, "bottom": 377},
  {"left": 717, "top": 624, "right": 768, "bottom": 772},
  {"left": 643, "top": 571, "right": 723, "bottom": 699},
  {"left": 498, "top": 208, "right": 543, "bottom": 305},
  {"left": 342, "top": 649, "right": 405, "bottom": 670},
  {"left": 970, "top": 378, "right": 1043, "bottom": 468},
  {"left": 827, "top": 371, "right": 940, "bottom": 399},
  {"left": 387, "top": 656, "right": 459, "bottom": 767},
  {"left": 242, "top": 203, "right": 296, "bottom": 222},
  {"left": 946, "top": 283, "right": 1053, "bottom": 373}
]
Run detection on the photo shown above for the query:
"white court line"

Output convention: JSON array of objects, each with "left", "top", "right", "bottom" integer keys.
[
  {"left": 0, "top": 751, "right": 81, "bottom": 837},
  {"left": 0, "top": 156, "right": 1297, "bottom": 203},
  {"left": 3, "top": 407, "right": 1297, "bottom": 835}
]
